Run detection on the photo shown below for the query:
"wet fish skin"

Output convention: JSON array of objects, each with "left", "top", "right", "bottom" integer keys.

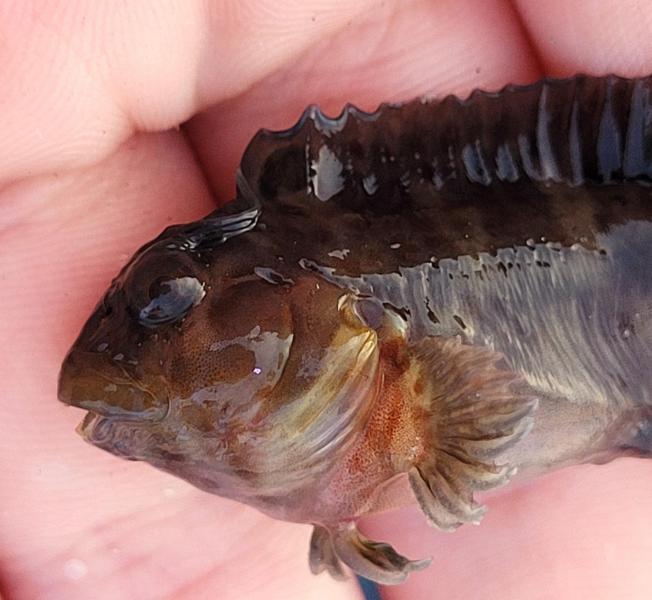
[{"left": 59, "top": 74, "right": 652, "bottom": 585}]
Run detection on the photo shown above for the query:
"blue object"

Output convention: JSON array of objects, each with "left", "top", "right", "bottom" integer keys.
[{"left": 358, "top": 576, "right": 381, "bottom": 600}]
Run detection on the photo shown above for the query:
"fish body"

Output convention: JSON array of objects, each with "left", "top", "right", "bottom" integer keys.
[{"left": 59, "top": 75, "right": 652, "bottom": 584}]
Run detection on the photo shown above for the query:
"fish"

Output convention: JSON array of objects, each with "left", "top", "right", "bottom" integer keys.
[{"left": 58, "top": 74, "right": 652, "bottom": 585}]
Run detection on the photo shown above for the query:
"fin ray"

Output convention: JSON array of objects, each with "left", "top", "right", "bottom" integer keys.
[
  {"left": 410, "top": 337, "right": 537, "bottom": 530},
  {"left": 309, "top": 525, "right": 347, "bottom": 581},
  {"left": 329, "top": 523, "right": 431, "bottom": 585}
]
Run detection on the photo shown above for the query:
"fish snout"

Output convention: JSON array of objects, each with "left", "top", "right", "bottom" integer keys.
[{"left": 58, "top": 349, "right": 169, "bottom": 421}]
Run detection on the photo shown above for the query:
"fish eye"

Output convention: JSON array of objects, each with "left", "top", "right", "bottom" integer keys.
[{"left": 138, "top": 276, "right": 206, "bottom": 327}]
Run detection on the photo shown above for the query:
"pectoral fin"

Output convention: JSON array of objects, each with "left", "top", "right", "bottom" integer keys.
[
  {"left": 309, "top": 523, "right": 430, "bottom": 585},
  {"left": 309, "top": 525, "right": 347, "bottom": 581},
  {"left": 409, "top": 337, "right": 538, "bottom": 531}
]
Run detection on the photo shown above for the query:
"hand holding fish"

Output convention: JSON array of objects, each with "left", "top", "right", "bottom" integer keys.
[{"left": 1, "top": 2, "right": 651, "bottom": 599}]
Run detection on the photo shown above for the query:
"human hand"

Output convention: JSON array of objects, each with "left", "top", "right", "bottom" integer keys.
[{"left": 1, "top": 2, "right": 651, "bottom": 599}]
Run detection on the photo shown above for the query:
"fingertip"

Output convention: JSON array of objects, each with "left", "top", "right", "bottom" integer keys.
[
  {"left": 187, "top": 0, "right": 542, "bottom": 201},
  {"left": 362, "top": 462, "right": 652, "bottom": 599},
  {"left": 515, "top": 0, "right": 652, "bottom": 76}
]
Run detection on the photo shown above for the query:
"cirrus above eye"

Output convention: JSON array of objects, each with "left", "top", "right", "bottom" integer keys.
[{"left": 139, "top": 276, "right": 206, "bottom": 327}]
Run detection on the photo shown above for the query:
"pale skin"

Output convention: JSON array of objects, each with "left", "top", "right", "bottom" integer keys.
[{"left": 1, "top": 1, "right": 652, "bottom": 599}]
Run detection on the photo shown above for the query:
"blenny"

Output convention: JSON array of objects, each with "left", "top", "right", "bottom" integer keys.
[{"left": 59, "top": 75, "right": 652, "bottom": 585}]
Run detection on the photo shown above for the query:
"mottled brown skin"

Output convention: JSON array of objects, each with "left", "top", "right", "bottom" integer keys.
[
  {"left": 59, "top": 75, "right": 652, "bottom": 585},
  {"left": 241, "top": 75, "right": 652, "bottom": 275}
]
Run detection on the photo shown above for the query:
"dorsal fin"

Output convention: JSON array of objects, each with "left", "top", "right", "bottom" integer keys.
[
  {"left": 233, "top": 75, "right": 652, "bottom": 277},
  {"left": 239, "top": 75, "right": 652, "bottom": 212}
]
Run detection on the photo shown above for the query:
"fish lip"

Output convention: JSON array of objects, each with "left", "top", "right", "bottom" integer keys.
[
  {"left": 58, "top": 350, "right": 170, "bottom": 423},
  {"left": 76, "top": 411, "right": 111, "bottom": 446},
  {"left": 76, "top": 412, "right": 140, "bottom": 456},
  {"left": 76, "top": 410, "right": 103, "bottom": 438}
]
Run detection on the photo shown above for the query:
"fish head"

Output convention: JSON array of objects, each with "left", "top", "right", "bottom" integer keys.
[{"left": 58, "top": 211, "right": 386, "bottom": 504}]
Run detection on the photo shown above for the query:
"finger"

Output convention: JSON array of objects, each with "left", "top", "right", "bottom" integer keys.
[
  {"left": 0, "top": 1, "right": 537, "bottom": 597},
  {"left": 349, "top": 2, "right": 652, "bottom": 596},
  {"left": 187, "top": 0, "right": 541, "bottom": 200},
  {"left": 0, "top": 0, "right": 538, "bottom": 527},
  {"left": 0, "top": 0, "right": 387, "bottom": 185},
  {"left": 0, "top": 132, "right": 362, "bottom": 600},
  {"left": 363, "top": 461, "right": 652, "bottom": 599},
  {"left": 514, "top": 0, "right": 652, "bottom": 75}
]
